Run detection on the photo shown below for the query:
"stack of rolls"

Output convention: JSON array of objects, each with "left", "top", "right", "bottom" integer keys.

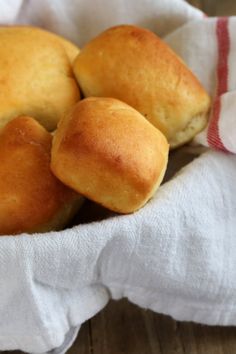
[{"left": 0, "top": 24, "right": 210, "bottom": 235}]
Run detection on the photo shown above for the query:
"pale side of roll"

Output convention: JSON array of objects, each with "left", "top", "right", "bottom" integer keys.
[
  {"left": 51, "top": 97, "right": 169, "bottom": 213},
  {"left": 73, "top": 25, "right": 211, "bottom": 148}
]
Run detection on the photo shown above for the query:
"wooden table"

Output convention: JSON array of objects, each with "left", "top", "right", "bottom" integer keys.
[{"left": 2, "top": 1, "right": 236, "bottom": 353}]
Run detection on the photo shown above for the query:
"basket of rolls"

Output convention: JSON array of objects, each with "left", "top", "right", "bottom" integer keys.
[{"left": 1, "top": 0, "right": 236, "bottom": 353}]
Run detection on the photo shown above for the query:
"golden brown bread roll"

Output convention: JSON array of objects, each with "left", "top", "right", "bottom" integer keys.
[
  {"left": 73, "top": 25, "right": 211, "bottom": 148},
  {"left": 0, "top": 116, "right": 83, "bottom": 235},
  {"left": 51, "top": 97, "right": 169, "bottom": 213},
  {"left": 0, "top": 26, "right": 80, "bottom": 132}
]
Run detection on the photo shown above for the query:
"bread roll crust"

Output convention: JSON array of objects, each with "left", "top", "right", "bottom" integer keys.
[
  {"left": 51, "top": 97, "right": 169, "bottom": 213},
  {"left": 73, "top": 25, "right": 211, "bottom": 148},
  {"left": 0, "top": 116, "right": 82, "bottom": 235},
  {"left": 8, "top": 25, "right": 80, "bottom": 63},
  {"left": 0, "top": 26, "right": 80, "bottom": 132}
]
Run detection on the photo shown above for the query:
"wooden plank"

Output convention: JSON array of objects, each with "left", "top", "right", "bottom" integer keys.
[
  {"left": 90, "top": 299, "right": 162, "bottom": 354},
  {"left": 220, "top": 326, "right": 236, "bottom": 353},
  {"left": 179, "top": 322, "right": 224, "bottom": 354},
  {"left": 68, "top": 320, "right": 91, "bottom": 354},
  {"left": 148, "top": 312, "right": 185, "bottom": 354},
  {"left": 89, "top": 299, "right": 188, "bottom": 354}
]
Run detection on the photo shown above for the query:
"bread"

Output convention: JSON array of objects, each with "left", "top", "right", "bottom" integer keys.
[
  {"left": 25, "top": 26, "right": 80, "bottom": 63},
  {"left": 0, "top": 116, "right": 83, "bottom": 235},
  {"left": 51, "top": 97, "right": 169, "bottom": 213},
  {"left": 0, "top": 26, "right": 80, "bottom": 132},
  {"left": 73, "top": 25, "right": 211, "bottom": 148}
]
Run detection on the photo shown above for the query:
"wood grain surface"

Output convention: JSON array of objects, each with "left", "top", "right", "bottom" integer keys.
[
  {"left": 2, "top": 1, "right": 236, "bottom": 354},
  {"left": 68, "top": 300, "right": 236, "bottom": 354}
]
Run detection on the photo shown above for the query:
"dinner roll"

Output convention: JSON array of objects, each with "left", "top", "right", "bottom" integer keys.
[
  {"left": 73, "top": 25, "right": 211, "bottom": 148},
  {"left": 0, "top": 116, "right": 83, "bottom": 235},
  {"left": 0, "top": 26, "right": 80, "bottom": 132},
  {"left": 51, "top": 97, "right": 169, "bottom": 213}
]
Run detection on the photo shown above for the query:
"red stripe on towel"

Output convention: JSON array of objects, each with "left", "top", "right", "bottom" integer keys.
[{"left": 207, "top": 17, "right": 229, "bottom": 152}]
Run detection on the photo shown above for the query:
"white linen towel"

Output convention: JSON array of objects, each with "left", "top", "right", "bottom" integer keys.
[{"left": 1, "top": 0, "right": 236, "bottom": 353}]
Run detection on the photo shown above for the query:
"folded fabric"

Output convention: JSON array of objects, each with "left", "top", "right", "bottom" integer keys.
[
  {"left": 0, "top": 0, "right": 236, "bottom": 353},
  {"left": 1, "top": 149, "right": 236, "bottom": 354},
  {"left": 14, "top": 0, "right": 204, "bottom": 45},
  {"left": 165, "top": 16, "right": 236, "bottom": 153}
]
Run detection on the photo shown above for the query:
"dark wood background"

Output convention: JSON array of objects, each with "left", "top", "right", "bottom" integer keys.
[{"left": 2, "top": 1, "right": 236, "bottom": 353}]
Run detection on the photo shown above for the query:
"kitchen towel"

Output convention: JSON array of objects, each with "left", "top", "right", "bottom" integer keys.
[{"left": 1, "top": 0, "right": 236, "bottom": 353}]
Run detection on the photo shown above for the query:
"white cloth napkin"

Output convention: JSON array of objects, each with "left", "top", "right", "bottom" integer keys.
[
  {"left": 165, "top": 16, "right": 236, "bottom": 153},
  {"left": 1, "top": 0, "right": 236, "bottom": 353}
]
